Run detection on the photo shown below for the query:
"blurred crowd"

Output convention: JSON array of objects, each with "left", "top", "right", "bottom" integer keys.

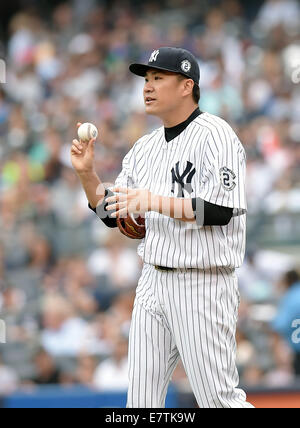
[{"left": 0, "top": 0, "right": 300, "bottom": 400}]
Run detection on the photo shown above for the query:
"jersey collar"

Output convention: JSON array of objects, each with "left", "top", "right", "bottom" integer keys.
[{"left": 164, "top": 107, "right": 202, "bottom": 143}]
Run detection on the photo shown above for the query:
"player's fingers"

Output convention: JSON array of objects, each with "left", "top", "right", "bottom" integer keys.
[
  {"left": 87, "top": 138, "right": 96, "bottom": 154},
  {"left": 71, "top": 145, "right": 82, "bottom": 155},
  {"left": 106, "top": 195, "right": 127, "bottom": 203},
  {"left": 77, "top": 122, "right": 82, "bottom": 128},
  {"left": 106, "top": 202, "right": 126, "bottom": 211},
  {"left": 112, "top": 187, "right": 130, "bottom": 194},
  {"left": 79, "top": 139, "right": 89, "bottom": 146},
  {"left": 106, "top": 196, "right": 116, "bottom": 203},
  {"left": 72, "top": 139, "right": 83, "bottom": 151},
  {"left": 111, "top": 207, "right": 128, "bottom": 218}
]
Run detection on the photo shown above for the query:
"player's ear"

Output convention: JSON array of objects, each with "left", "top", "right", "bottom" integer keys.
[{"left": 182, "top": 79, "right": 194, "bottom": 98}]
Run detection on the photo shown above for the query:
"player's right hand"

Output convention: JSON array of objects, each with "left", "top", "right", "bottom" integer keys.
[{"left": 71, "top": 123, "right": 96, "bottom": 174}]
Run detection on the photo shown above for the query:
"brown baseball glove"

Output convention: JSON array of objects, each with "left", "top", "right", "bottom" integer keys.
[{"left": 117, "top": 214, "right": 146, "bottom": 239}]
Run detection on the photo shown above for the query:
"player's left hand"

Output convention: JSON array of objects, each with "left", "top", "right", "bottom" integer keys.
[{"left": 106, "top": 187, "right": 152, "bottom": 218}]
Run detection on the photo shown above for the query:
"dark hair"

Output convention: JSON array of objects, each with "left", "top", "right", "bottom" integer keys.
[
  {"left": 283, "top": 270, "right": 300, "bottom": 288},
  {"left": 193, "top": 83, "right": 200, "bottom": 105},
  {"left": 177, "top": 74, "right": 200, "bottom": 104}
]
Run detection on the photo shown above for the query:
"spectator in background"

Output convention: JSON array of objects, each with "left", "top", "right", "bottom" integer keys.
[
  {"left": 93, "top": 334, "right": 129, "bottom": 391},
  {"left": 0, "top": 355, "right": 19, "bottom": 396},
  {"left": 76, "top": 354, "right": 97, "bottom": 387},
  {"left": 264, "top": 333, "right": 294, "bottom": 387},
  {"left": 41, "top": 295, "right": 89, "bottom": 358},
  {"left": 87, "top": 229, "right": 141, "bottom": 290},
  {"left": 271, "top": 270, "right": 300, "bottom": 375},
  {"left": 254, "top": 0, "right": 300, "bottom": 34},
  {"left": 32, "top": 348, "right": 60, "bottom": 385}
]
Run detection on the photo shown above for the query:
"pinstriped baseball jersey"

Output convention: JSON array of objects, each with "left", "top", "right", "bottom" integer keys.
[
  {"left": 106, "top": 109, "right": 253, "bottom": 408},
  {"left": 113, "top": 112, "right": 247, "bottom": 269}
]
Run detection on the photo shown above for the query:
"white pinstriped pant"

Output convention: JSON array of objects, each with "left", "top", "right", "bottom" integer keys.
[{"left": 127, "top": 263, "right": 253, "bottom": 408}]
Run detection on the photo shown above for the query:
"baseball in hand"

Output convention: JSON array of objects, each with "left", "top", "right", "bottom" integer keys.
[{"left": 77, "top": 123, "right": 98, "bottom": 142}]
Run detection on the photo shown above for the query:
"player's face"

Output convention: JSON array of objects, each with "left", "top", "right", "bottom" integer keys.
[{"left": 144, "top": 69, "right": 184, "bottom": 117}]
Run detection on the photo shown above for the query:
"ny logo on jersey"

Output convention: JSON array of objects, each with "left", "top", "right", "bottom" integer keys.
[
  {"left": 149, "top": 50, "right": 160, "bottom": 63},
  {"left": 171, "top": 161, "right": 196, "bottom": 197}
]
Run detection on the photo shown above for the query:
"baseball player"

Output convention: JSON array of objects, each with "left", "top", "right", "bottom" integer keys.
[{"left": 71, "top": 47, "right": 253, "bottom": 408}]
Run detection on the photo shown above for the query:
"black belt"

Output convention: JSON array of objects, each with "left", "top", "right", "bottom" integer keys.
[
  {"left": 155, "top": 265, "right": 175, "bottom": 272},
  {"left": 154, "top": 265, "right": 198, "bottom": 272},
  {"left": 155, "top": 265, "right": 235, "bottom": 275}
]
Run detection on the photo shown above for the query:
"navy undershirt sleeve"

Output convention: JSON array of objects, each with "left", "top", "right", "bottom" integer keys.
[
  {"left": 88, "top": 189, "right": 118, "bottom": 228},
  {"left": 192, "top": 198, "right": 233, "bottom": 226}
]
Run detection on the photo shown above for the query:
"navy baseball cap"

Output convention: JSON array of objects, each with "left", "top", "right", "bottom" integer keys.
[{"left": 129, "top": 47, "right": 200, "bottom": 85}]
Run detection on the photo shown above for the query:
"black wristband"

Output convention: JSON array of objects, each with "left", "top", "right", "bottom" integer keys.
[
  {"left": 88, "top": 189, "right": 118, "bottom": 228},
  {"left": 192, "top": 198, "right": 233, "bottom": 226}
]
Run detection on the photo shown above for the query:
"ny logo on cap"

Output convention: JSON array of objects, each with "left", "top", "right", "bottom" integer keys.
[{"left": 149, "top": 50, "right": 160, "bottom": 63}]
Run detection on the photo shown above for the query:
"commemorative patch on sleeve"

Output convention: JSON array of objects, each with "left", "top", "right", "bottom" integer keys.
[{"left": 220, "top": 167, "right": 236, "bottom": 191}]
